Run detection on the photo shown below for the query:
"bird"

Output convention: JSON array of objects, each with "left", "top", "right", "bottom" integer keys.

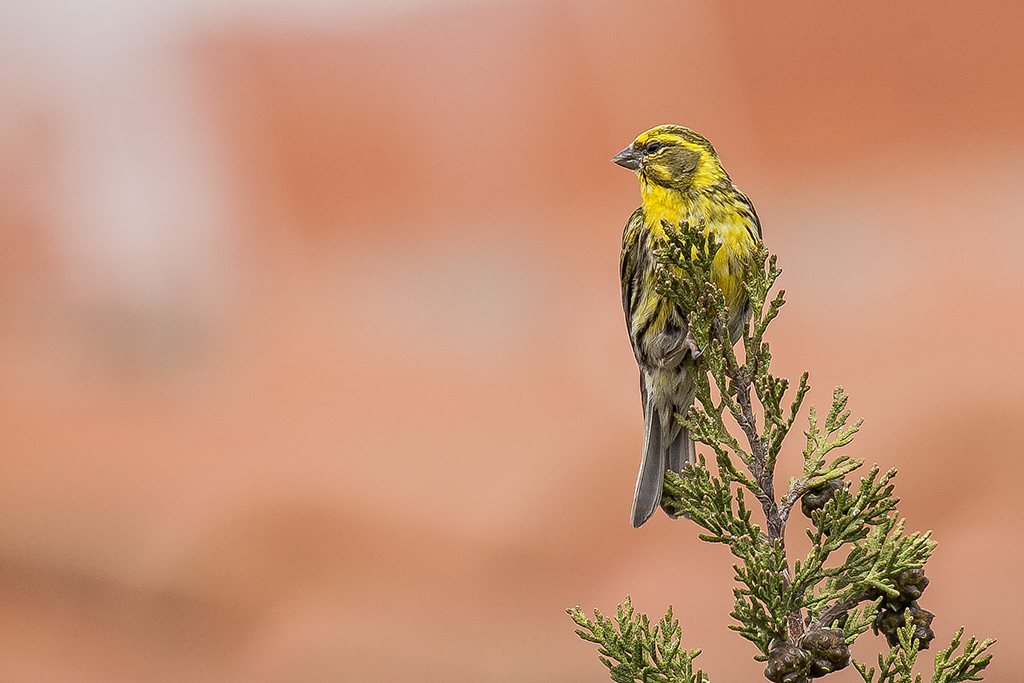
[{"left": 613, "top": 125, "right": 762, "bottom": 527}]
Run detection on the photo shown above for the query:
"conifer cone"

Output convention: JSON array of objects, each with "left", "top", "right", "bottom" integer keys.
[
  {"left": 905, "top": 603, "right": 936, "bottom": 649},
  {"left": 873, "top": 600, "right": 935, "bottom": 649},
  {"left": 894, "top": 568, "right": 929, "bottom": 603},
  {"left": 801, "top": 479, "right": 844, "bottom": 519},
  {"left": 799, "top": 628, "right": 851, "bottom": 677},
  {"left": 873, "top": 606, "right": 903, "bottom": 642},
  {"left": 764, "top": 640, "right": 811, "bottom": 683}
]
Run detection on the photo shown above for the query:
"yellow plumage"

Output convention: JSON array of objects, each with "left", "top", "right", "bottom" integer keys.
[{"left": 613, "top": 125, "right": 762, "bottom": 527}]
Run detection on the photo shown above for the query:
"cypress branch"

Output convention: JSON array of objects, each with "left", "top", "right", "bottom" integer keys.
[{"left": 570, "top": 220, "right": 994, "bottom": 682}]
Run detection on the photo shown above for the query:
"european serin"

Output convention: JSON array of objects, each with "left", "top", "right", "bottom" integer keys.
[{"left": 613, "top": 124, "right": 762, "bottom": 527}]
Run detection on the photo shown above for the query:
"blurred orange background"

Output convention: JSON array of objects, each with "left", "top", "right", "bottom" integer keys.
[{"left": 0, "top": 0, "right": 1022, "bottom": 681}]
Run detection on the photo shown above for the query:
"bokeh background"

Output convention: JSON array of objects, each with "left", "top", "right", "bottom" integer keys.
[{"left": 0, "top": 0, "right": 1022, "bottom": 680}]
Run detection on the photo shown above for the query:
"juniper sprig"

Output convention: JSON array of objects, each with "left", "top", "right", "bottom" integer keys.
[
  {"left": 568, "top": 597, "right": 708, "bottom": 683},
  {"left": 571, "top": 219, "right": 994, "bottom": 682},
  {"left": 854, "top": 621, "right": 994, "bottom": 683}
]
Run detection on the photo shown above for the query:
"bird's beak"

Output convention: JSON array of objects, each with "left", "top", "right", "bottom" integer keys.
[{"left": 611, "top": 146, "right": 640, "bottom": 171}]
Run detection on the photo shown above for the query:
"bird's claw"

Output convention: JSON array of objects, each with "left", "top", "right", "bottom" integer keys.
[{"left": 683, "top": 329, "right": 703, "bottom": 360}]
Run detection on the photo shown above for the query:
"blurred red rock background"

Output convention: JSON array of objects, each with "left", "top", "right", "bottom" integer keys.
[{"left": 0, "top": 0, "right": 1022, "bottom": 680}]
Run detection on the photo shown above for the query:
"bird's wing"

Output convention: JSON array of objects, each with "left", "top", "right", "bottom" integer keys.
[
  {"left": 732, "top": 185, "right": 763, "bottom": 241},
  {"left": 620, "top": 207, "right": 651, "bottom": 412},
  {"left": 619, "top": 206, "right": 645, "bottom": 362}
]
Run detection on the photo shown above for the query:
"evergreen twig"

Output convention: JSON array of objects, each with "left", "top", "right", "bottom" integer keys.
[{"left": 571, "top": 221, "right": 993, "bottom": 682}]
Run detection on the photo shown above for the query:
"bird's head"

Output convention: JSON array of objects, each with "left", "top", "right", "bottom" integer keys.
[{"left": 611, "top": 125, "right": 728, "bottom": 193}]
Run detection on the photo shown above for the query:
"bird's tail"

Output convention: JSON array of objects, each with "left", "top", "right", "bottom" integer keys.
[{"left": 630, "top": 396, "right": 695, "bottom": 528}]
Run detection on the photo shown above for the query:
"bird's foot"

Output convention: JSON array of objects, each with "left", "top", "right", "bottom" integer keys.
[{"left": 683, "top": 328, "right": 703, "bottom": 360}]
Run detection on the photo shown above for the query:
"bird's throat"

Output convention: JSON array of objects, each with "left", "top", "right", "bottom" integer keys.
[{"left": 639, "top": 180, "right": 688, "bottom": 237}]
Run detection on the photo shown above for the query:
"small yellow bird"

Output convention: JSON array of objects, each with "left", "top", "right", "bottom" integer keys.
[{"left": 613, "top": 125, "right": 762, "bottom": 527}]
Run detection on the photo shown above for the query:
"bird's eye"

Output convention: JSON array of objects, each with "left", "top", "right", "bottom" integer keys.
[{"left": 645, "top": 141, "right": 663, "bottom": 154}]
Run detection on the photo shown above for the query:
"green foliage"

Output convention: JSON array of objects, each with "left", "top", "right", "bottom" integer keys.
[
  {"left": 800, "top": 468, "right": 936, "bottom": 627},
  {"left": 568, "top": 597, "right": 707, "bottom": 683},
  {"left": 853, "top": 622, "right": 995, "bottom": 683},
  {"left": 854, "top": 620, "right": 928, "bottom": 683},
  {"left": 930, "top": 629, "right": 996, "bottom": 683},
  {"left": 570, "top": 220, "right": 994, "bottom": 682}
]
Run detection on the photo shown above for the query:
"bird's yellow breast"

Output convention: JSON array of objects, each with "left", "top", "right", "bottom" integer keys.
[{"left": 640, "top": 181, "right": 756, "bottom": 311}]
